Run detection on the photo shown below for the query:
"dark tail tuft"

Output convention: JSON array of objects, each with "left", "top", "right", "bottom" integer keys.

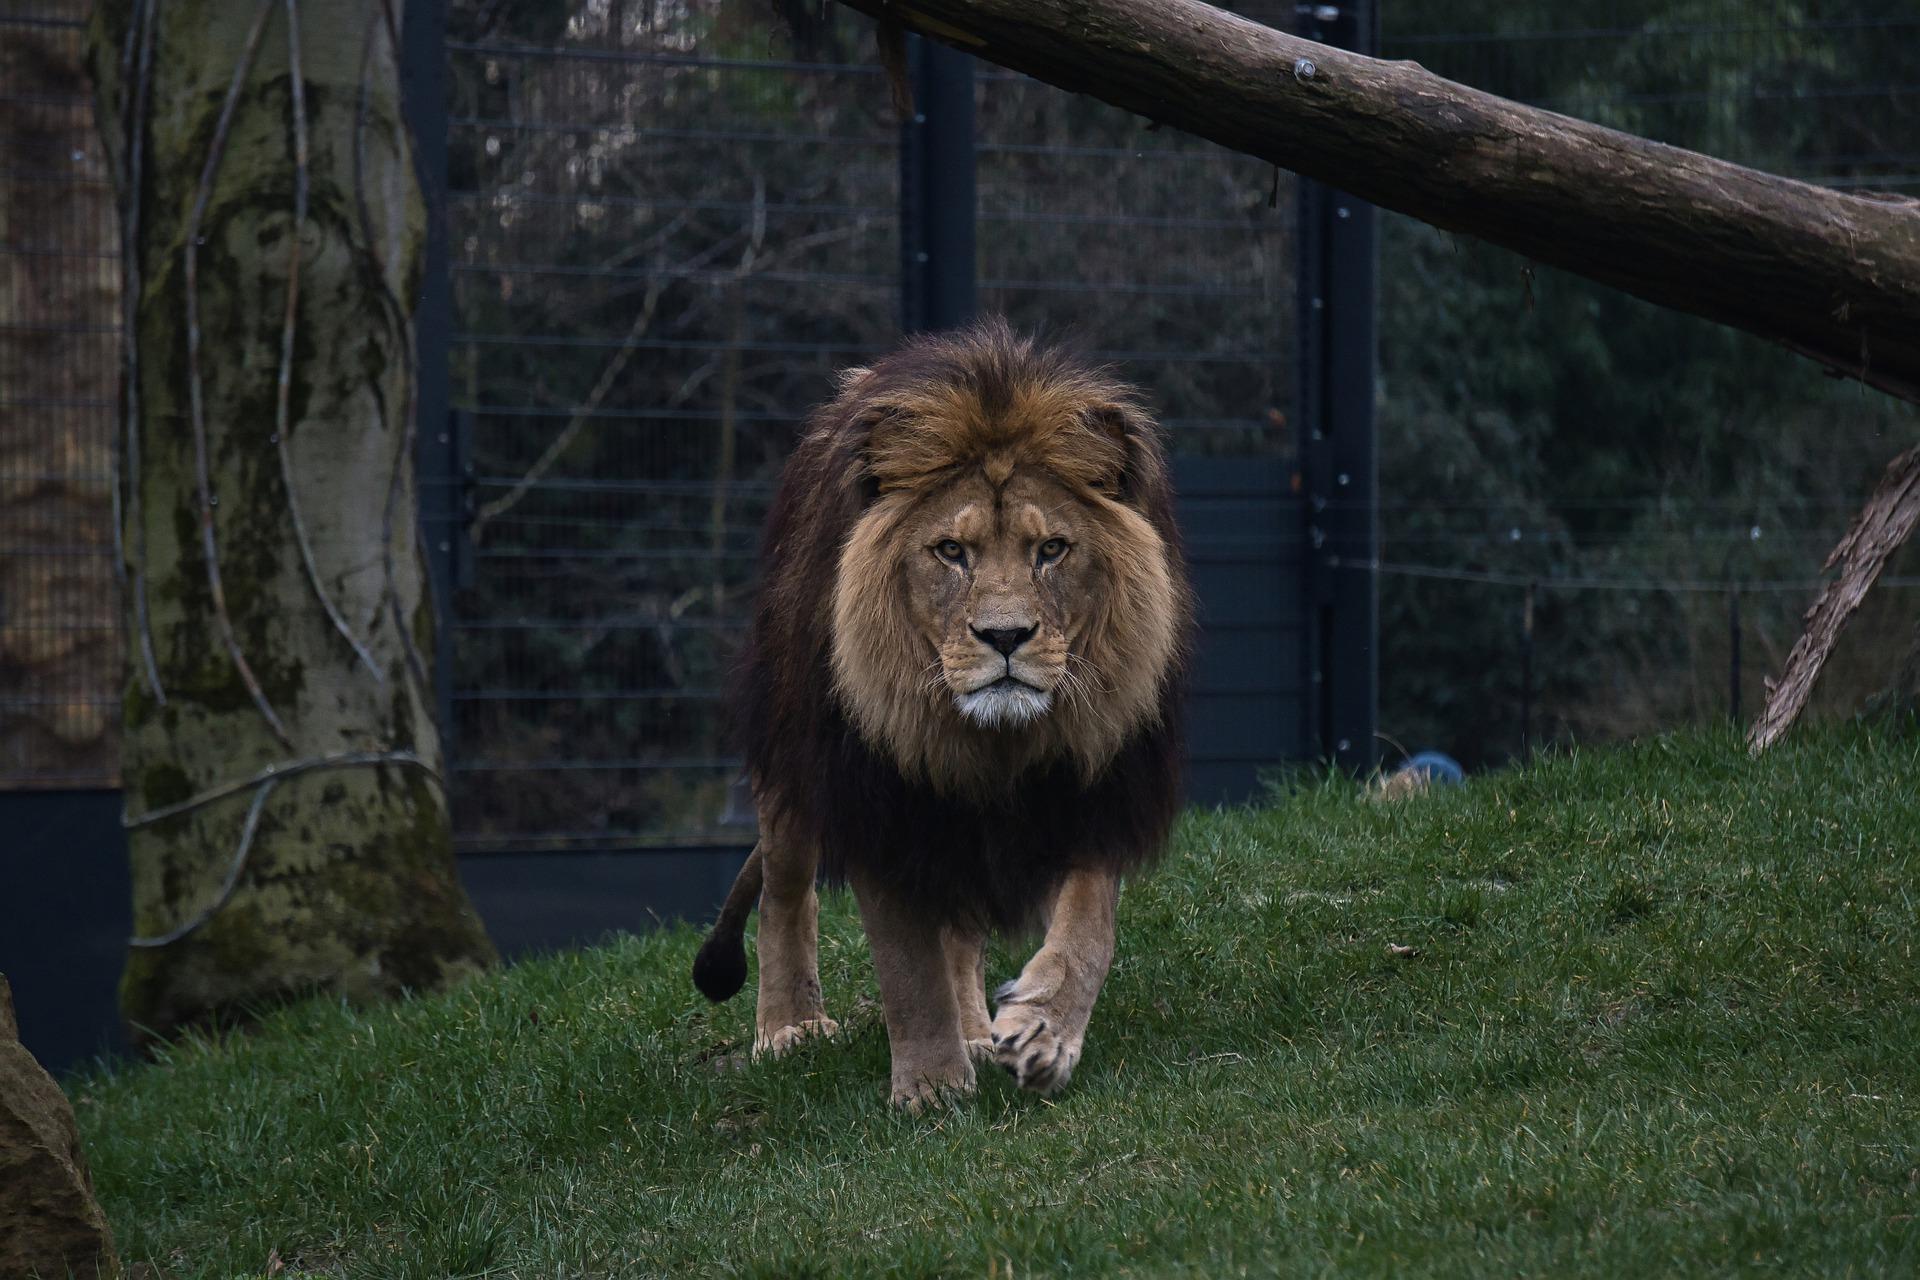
[
  {"left": 690, "top": 844, "right": 763, "bottom": 1003},
  {"left": 691, "top": 927, "right": 748, "bottom": 1002}
]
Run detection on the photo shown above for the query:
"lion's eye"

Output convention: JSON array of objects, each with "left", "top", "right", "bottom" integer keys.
[
  {"left": 1036, "top": 537, "right": 1069, "bottom": 567},
  {"left": 934, "top": 539, "right": 968, "bottom": 567}
]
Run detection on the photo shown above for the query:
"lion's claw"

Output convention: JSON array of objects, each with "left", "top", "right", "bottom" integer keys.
[
  {"left": 989, "top": 1003, "right": 1080, "bottom": 1094},
  {"left": 891, "top": 1065, "right": 977, "bottom": 1113},
  {"left": 752, "top": 1016, "right": 840, "bottom": 1058}
]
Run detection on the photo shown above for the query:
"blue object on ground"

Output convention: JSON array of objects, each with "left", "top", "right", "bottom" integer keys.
[{"left": 1396, "top": 751, "right": 1465, "bottom": 785}]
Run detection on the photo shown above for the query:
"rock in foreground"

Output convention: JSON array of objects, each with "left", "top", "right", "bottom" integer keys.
[{"left": 0, "top": 976, "right": 119, "bottom": 1280}]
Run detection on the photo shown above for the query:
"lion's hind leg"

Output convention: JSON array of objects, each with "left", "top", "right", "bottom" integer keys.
[
  {"left": 751, "top": 818, "right": 838, "bottom": 1058},
  {"left": 990, "top": 867, "right": 1119, "bottom": 1095}
]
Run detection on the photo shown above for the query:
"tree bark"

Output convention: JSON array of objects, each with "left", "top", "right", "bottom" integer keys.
[
  {"left": 838, "top": 0, "right": 1920, "bottom": 406},
  {"left": 89, "top": 0, "right": 495, "bottom": 1043}
]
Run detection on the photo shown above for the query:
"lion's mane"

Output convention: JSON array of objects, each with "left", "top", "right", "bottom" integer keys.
[{"left": 732, "top": 320, "right": 1193, "bottom": 931}]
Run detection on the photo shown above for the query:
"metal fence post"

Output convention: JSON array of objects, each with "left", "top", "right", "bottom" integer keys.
[
  {"left": 899, "top": 36, "right": 977, "bottom": 333},
  {"left": 401, "top": 0, "right": 458, "bottom": 745},
  {"left": 1297, "top": 0, "right": 1379, "bottom": 774}
]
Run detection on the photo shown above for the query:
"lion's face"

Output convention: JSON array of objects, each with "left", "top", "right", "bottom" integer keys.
[
  {"left": 899, "top": 467, "right": 1095, "bottom": 729},
  {"left": 824, "top": 351, "right": 1186, "bottom": 792}
]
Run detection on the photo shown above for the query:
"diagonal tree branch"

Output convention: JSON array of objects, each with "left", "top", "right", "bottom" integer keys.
[
  {"left": 468, "top": 277, "right": 666, "bottom": 538},
  {"left": 1748, "top": 445, "right": 1920, "bottom": 752}
]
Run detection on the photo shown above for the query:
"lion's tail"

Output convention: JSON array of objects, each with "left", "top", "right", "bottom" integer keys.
[{"left": 691, "top": 844, "right": 762, "bottom": 1002}]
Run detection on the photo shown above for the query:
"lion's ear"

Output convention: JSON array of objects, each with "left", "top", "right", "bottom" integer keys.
[
  {"left": 842, "top": 395, "right": 904, "bottom": 510},
  {"left": 1085, "top": 402, "right": 1169, "bottom": 509}
]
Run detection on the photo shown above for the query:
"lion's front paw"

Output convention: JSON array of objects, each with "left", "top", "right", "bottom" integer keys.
[
  {"left": 890, "top": 1064, "right": 977, "bottom": 1114},
  {"left": 989, "top": 1002, "right": 1081, "bottom": 1094},
  {"left": 752, "top": 1016, "right": 840, "bottom": 1058}
]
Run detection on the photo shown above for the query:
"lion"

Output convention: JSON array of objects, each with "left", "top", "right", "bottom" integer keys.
[{"left": 692, "top": 319, "right": 1192, "bottom": 1110}]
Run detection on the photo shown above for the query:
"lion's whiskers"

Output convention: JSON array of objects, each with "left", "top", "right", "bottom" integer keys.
[
  {"left": 1065, "top": 653, "right": 1116, "bottom": 697},
  {"left": 1058, "top": 656, "right": 1123, "bottom": 740},
  {"left": 918, "top": 658, "right": 949, "bottom": 697}
]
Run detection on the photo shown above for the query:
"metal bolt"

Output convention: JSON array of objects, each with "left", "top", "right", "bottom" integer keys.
[
  {"left": 438, "top": 540, "right": 451, "bottom": 553},
  {"left": 1336, "top": 206, "right": 1351, "bottom": 220},
  {"left": 1750, "top": 525, "right": 1763, "bottom": 541},
  {"left": 1337, "top": 472, "right": 1350, "bottom": 486},
  {"left": 1337, "top": 737, "right": 1351, "bottom": 752},
  {"left": 1293, "top": 58, "right": 1317, "bottom": 81}
]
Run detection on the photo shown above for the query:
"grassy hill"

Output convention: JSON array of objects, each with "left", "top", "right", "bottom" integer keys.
[{"left": 74, "top": 727, "right": 1920, "bottom": 1277}]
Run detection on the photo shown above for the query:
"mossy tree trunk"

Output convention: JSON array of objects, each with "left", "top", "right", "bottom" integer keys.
[{"left": 89, "top": 0, "right": 495, "bottom": 1043}]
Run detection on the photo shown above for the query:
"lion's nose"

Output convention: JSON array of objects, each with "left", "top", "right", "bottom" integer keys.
[{"left": 972, "top": 625, "right": 1036, "bottom": 656}]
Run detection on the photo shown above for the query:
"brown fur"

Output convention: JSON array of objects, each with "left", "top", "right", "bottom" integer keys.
[{"left": 692, "top": 320, "right": 1193, "bottom": 1104}]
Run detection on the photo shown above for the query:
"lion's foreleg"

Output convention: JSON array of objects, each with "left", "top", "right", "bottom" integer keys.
[
  {"left": 852, "top": 872, "right": 975, "bottom": 1111},
  {"left": 990, "top": 867, "right": 1119, "bottom": 1094},
  {"left": 944, "top": 925, "right": 994, "bottom": 1061},
  {"left": 751, "top": 822, "right": 837, "bottom": 1057}
]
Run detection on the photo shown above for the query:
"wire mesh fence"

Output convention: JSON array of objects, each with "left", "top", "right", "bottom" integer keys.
[
  {"left": 3, "top": 0, "right": 1915, "bottom": 812},
  {"left": 0, "top": 3, "right": 121, "bottom": 789},
  {"left": 438, "top": 0, "right": 1313, "bottom": 852},
  {"left": 441, "top": 5, "right": 899, "bottom": 851}
]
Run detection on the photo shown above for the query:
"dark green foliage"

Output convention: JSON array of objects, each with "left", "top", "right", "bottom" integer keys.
[
  {"left": 76, "top": 725, "right": 1920, "bottom": 1276},
  {"left": 1375, "top": 3, "right": 1920, "bottom": 764}
]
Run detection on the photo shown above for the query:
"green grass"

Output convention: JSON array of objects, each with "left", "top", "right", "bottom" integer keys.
[{"left": 75, "top": 726, "right": 1920, "bottom": 1278}]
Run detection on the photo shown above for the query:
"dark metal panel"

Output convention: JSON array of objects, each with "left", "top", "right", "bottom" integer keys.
[
  {"left": 458, "top": 849, "right": 743, "bottom": 954},
  {"left": 1190, "top": 627, "right": 1304, "bottom": 698},
  {"left": 0, "top": 790, "right": 129, "bottom": 1074},
  {"left": 1188, "top": 692, "right": 1303, "bottom": 759},
  {"left": 1186, "top": 566, "right": 1297, "bottom": 628},
  {"left": 1176, "top": 453, "right": 1308, "bottom": 771},
  {"left": 1185, "top": 760, "right": 1274, "bottom": 808}
]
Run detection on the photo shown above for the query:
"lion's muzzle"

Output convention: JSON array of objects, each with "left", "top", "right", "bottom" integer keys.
[{"left": 955, "top": 676, "right": 1053, "bottom": 728}]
